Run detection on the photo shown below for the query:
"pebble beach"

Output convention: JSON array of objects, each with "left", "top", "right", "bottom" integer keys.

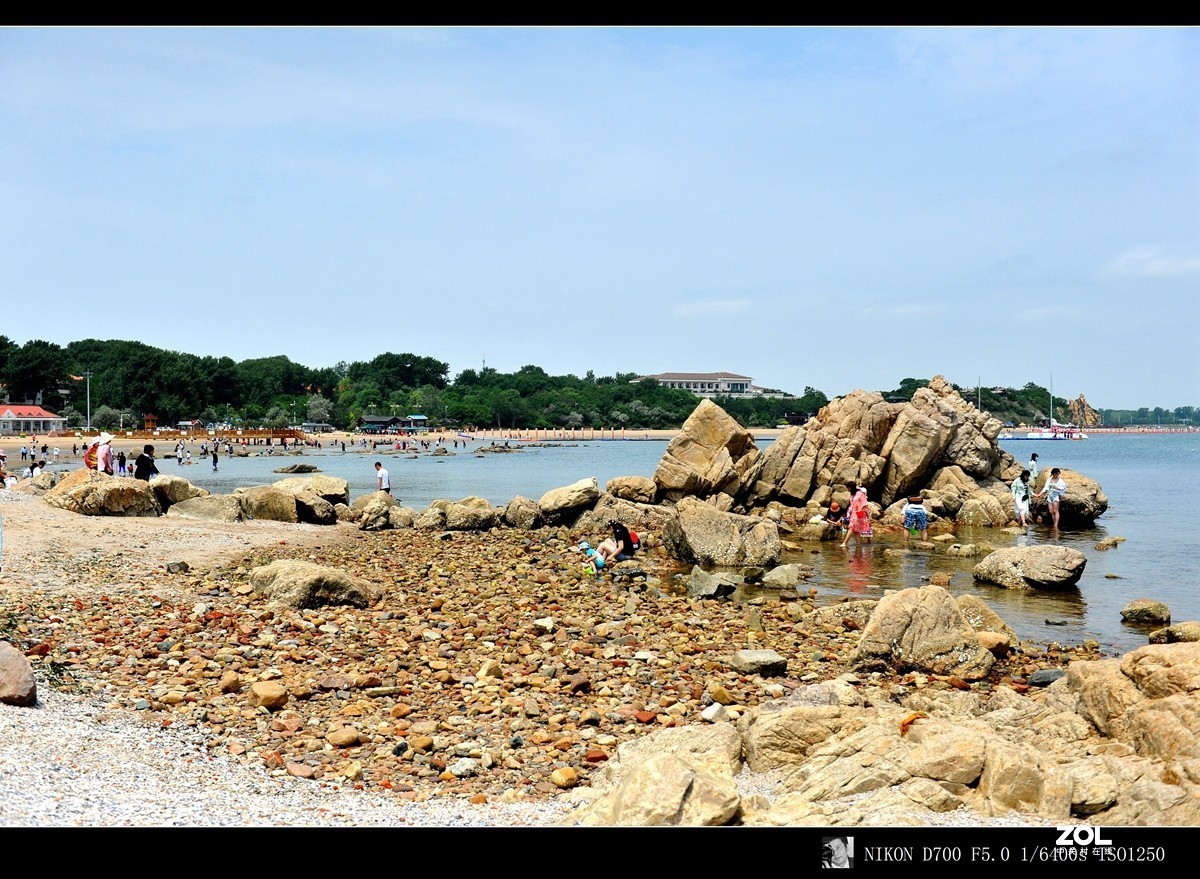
[{"left": 0, "top": 467, "right": 1094, "bottom": 828}]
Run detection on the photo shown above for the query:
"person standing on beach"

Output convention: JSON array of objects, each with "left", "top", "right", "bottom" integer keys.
[
  {"left": 94, "top": 433, "right": 115, "bottom": 476},
  {"left": 211, "top": 447, "right": 219, "bottom": 472},
  {"left": 375, "top": 461, "right": 391, "bottom": 495},
  {"left": 1035, "top": 467, "right": 1067, "bottom": 530},
  {"left": 1011, "top": 469, "right": 1032, "bottom": 528},
  {"left": 1028, "top": 452, "right": 1040, "bottom": 483},
  {"left": 133, "top": 444, "right": 159, "bottom": 481}
]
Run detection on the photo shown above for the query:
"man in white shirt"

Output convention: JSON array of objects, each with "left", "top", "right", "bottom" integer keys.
[{"left": 375, "top": 461, "right": 391, "bottom": 495}]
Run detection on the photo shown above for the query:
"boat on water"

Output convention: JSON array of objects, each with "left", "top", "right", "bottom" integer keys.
[
  {"left": 999, "top": 424, "right": 1088, "bottom": 441},
  {"left": 997, "top": 376, "right": 1088, "bottom": 440}
]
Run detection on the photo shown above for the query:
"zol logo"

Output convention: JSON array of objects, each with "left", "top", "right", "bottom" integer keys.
[{"left": 1055, "top": 827, "right": 1113, "bottom": 846}]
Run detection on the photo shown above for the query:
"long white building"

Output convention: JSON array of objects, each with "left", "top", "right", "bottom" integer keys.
[{"left": 634, "top": 372, "right": 788, "bottom": 398}]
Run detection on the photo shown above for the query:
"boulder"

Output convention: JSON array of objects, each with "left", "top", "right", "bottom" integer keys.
[
  {"left": 972, "top": 546, "right": 1087, "bottom": 590},
  {"left": 850, "top": 584, "right": 995, "bottom": 679},
  {"left": 662, "top": 496, "right": 781, "bottom": 567},
  {"left": 233, "top": 485, "right": 299, "bottom": 523},
  {"left": 1028, "top": 468, "right": 1109, "bottom": 528},
  {"left": 729, "top": 649, "right": 787, "bottom": 676},
  {"left": 0, "top": 641, "right": 37, "bottom": 707},
  {"left": 1121, "top": 599, "right": 1171, "bottom": 625},
  {"left": 273, "top": 475, "right": 350, "bottom": 507},
  {"left": 273, "top": 463, "right": 318, "bottom": 473},
  {"left": 164, "top": 495, "right": 245, "bottom": 523},
  {"left": 293, "top": 489, "right": 337, "bottom": 525},
  {"left": 249, "top": 559, "right": 381, "bottom": 610},
  {"left": 414, "top": 505, "right": 448, "bottom": 530},
  {"left": 653, "top": 398, "right": 757, "bottom": 502},
  {"left": 538, "top": 477, "right": 600, "bottom": 521},
  {"left": 44, "top": 469, "right": 162, "bottom": 517},
  {"left": 150, "top": 474, "right": 209, "bottom": 510},
  {"left": 358, "top": 493, "right": 396, "bottom": 530},
  {"left": 567, "top": 752, "right": 739, "bottom": 827},
  {"left": 502, "top": 496, "right": 543, "bottom": 530},
  {"left": 606, "top": 475, "right": 657, "bottom": 504},
  {"left": 1149, "top": 622, "right": 1200, "bottom": 644},
  {"left": 443, "top": 497, "right": 499, "bottom": 531},
  {"left": 685, "top": 566, "right": 740, "bottom": 600}
]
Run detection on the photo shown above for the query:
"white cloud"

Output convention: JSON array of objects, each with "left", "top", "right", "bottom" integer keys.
[{"left": 1101, "top": 247, "right": 1200, "bottom": 280}]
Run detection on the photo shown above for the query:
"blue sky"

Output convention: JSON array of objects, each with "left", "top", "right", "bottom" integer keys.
[{"left": 2, "top": 27, "right": 1197, "bottom": 409}]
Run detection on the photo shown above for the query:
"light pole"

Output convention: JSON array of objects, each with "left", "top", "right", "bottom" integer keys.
[{"left": 84, "top": 371, "right": 93, "bottom": 432}]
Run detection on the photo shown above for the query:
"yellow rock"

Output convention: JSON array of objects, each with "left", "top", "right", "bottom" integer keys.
[
  {"left": 326, "top": 726, "right": 361, "bottom": 747},
  {"left": 550, "top": 767, "right": 578, "bottom": 788}
]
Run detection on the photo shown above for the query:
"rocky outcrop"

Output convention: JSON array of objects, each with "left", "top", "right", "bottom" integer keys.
[
  {"left": 1068, "top": 394, "right": 1102, "bottom": 428},
  {"left": 972, "top": 546, "right": 1087, "bottom": 590},
  {"left": 44, "top": 469, "right": 162, "bottom": 517},
  {"left": 248, "top": 560, "right": 381, "bottom": 610},
  {"left": 649, "top": 379, "right": 1106, "bottom": 533},
  {"left": 562, "top": 640, "right": 1200, "bottom": 827},
  {"left": 273, "top": 463, "right": 319, "bottom": 473}
]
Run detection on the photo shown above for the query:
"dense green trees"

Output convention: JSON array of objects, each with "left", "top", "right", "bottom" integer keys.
[{"left": 1, "top": 337, "right": 1193, "bottom": 429}]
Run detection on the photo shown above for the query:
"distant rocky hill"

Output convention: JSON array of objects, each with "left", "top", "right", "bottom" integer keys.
[{"left": 1068, "top": 394, "right": 1102, "bottom": 427}]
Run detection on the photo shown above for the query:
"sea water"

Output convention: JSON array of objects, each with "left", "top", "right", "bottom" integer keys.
[{"left": 153, "top": 433, "right": 1199, "bottom": 657}]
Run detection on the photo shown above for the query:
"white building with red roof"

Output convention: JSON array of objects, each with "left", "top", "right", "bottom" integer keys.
[{"left": 0, "top": 405, "right": 67, "bottom": 435}]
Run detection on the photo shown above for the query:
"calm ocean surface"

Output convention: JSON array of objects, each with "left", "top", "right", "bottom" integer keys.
[{"left": 161, "top": 432, "right": 1199, "bottom": 658}]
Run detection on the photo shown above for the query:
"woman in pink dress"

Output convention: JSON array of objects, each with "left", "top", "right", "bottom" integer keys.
[{"left": 840, "top": 484, "right": 873, "bottom": 548}]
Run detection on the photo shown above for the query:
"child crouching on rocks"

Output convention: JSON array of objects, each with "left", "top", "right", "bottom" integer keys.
[{"left": 576, "top": 541, "right": 605, "bottom": 575}]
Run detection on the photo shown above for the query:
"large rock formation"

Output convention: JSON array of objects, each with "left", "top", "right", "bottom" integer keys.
[
  {"left": 1068, "top": 394, "right": 1102, "bottom": 428},
  {"left": 652, "top": 377, "right": 1107, "bottom": 530},
  {"left": 653, "top": 399, "right": 758, "bottom": 503}
]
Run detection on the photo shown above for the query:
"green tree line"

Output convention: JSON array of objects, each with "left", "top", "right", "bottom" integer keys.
[
  {"left": 0, "top": 337, "right": 827, "bottom": 430},
  {"left": 3, "top": 336, "right": 1190, "bottom": 431}
]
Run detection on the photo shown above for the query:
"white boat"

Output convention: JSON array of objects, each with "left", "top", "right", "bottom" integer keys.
[
  {"left": 1004, "top": 426, "right": 1087, "bottom": 441},
  {"left": 997, "top": 376, "right": 1088, "bottom": 440}
]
